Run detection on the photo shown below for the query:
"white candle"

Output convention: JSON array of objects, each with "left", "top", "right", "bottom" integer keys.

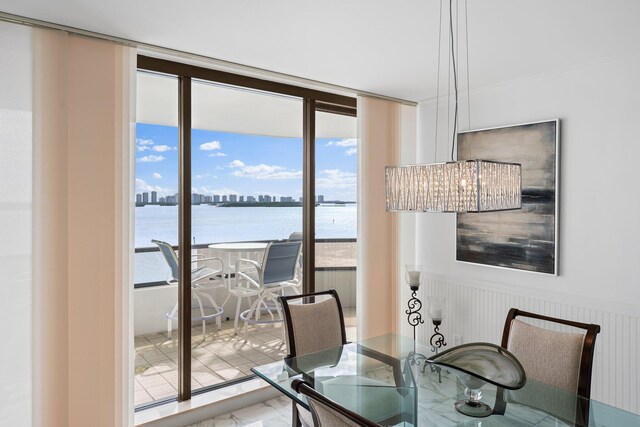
[{"left": 408, "top": 271, "right": 420, "bottom": 286}]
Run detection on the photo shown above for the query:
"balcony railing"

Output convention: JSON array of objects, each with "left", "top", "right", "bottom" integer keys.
[{"left": 134, "top": 238, "right": 356, "bottom": 288}]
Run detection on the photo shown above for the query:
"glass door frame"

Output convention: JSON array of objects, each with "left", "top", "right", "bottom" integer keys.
[{"left": 137, "top": 55, "right": 356, "bottom": 401}]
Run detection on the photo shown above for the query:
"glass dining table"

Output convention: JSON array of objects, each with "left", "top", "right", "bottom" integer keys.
[{"left": 252, "top": 334, "right": 639, "bottom": 427}]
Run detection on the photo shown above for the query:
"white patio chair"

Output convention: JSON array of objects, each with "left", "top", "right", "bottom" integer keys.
[
  {"left": 152, "top": 240, "right": 228, "bottom": 338},
  {"left": 235, "top": 241, "right": 302, "bottom": 341}
]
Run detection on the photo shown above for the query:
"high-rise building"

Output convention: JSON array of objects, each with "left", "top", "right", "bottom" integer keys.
[
  {"left": 239, "top": 195, "right": 244, "bottom": 202},
  {"left": 299, "top": 197, "right": 303, "bottom": 203},
  {"left": 136, "top": 194, "right": 142, "bottom": 203},
  {"left": 258, "top": 195, "right": 264, "bottom": 203},
  {"left": 213, "top": 195, "right": 220, "bottom": 203},
  {"left": 317, "top": 195, "right": 324, "bottom": 203},
  {"left": 159, "top": 197, "right": 166, "bottom": 203},
  {"left": 151, "top": 191, "right": 157, "bottom": 204},
  {"left": 204, "top": 195, "right": 212, "bottom": 203},
  {"left": 265, "top": 195, "right": 272, "bottom": 203},
  {"left": 229, "top": 194, "right": 237, "bottom": 202},
  {"left": 142, "top": 192, "right": 149, "bottom": 203},
  {"left": 281, "top": 196, "right": 293, "bottom": 202},
  {"left": 247, "top": 196, "right": 256, "bottom": 202},
  {"left": 222, "top": 195, "right": 227, "bottom": 202}
]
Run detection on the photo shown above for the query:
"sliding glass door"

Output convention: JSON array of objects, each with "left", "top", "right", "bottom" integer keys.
[
  {"left": 315, "top": 110, "right": 358, "bottom": 341},
  {"left": 133, "top": 56, "right": 356, "bottom": 407},
  {"left": 189, "top": 79, "right": 303, "bottom": 394},
  {"left": 133, "top": 71, "right": 180, "bottom": 406}
]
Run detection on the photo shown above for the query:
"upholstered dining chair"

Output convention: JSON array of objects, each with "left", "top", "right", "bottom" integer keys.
[
  {"left": 279, "top": 290, "right": 348, "bottom": 427},
  {"left": 292, "top": 378, "right": 381, "bottom": 427},
  {"left": 496, "top": 308, "right": 601, "bottom": 426}
]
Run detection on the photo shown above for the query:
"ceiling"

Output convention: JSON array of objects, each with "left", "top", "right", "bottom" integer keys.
[
  {"left": 1, "top": 0, "right": 639, "bottom": 102},
  {"left": 138, "top": 71, "right": 357, "bottom": 138}
]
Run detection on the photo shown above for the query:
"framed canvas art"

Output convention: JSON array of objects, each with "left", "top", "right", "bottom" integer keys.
[{"left": 456, "top": 120, "right": 559, "bottom": 275}]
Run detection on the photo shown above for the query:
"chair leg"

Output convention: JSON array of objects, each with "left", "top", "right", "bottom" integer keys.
[
  {"left": 193, "top": 291, "right": 207, "bottom": 339},
  {"left": 292, "top": 402, "right": 303, "bottom": 427},
  {"left": 199, "top": 287, "right": 224, "bottom": 332},
  {"left": 244, "top": 293, "right": 267, "bottom": 342},
  {"left": 167, "top": 302, "right": 178, "bottom": 339},
  {"left": 234, "top": 295, "right": 243, "bottom": 335}
]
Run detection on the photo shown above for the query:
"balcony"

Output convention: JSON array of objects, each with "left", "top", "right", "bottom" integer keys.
[{"left": 134, "top": 239, "right": 357, "bottom": 406}]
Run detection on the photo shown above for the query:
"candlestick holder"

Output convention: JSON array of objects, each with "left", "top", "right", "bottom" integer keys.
[
  {"left": 426, "top": 296, "right": 447, "bottom": 382},
  {"left": 404, "top": 266, "right": 444, "bottom": 381}
]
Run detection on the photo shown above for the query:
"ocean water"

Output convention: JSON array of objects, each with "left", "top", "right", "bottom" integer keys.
[{"left": 135, "top": 204, "right": 357, "bottom": 248}]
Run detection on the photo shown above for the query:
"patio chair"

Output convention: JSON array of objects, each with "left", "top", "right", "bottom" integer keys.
[
  {"left": 152, "top": 239, "right": 228, "bottom": 338},
  {"left": 235, "top": 241, "right": 302, "bottom": 341},
  {"left": 287, "top": 232, "right": 303, "bottom": 293}
]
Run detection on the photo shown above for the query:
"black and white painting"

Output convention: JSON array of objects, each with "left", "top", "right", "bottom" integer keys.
[{"left": 456, "top": 120, "right": 559, "bottom": 275}]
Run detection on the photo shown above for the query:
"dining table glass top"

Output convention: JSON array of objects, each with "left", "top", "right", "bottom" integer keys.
[{"left": 251, "top": 334, "right": 640, "bottom": 427}]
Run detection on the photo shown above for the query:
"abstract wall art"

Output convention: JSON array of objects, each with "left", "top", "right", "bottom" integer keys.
[{"left": 456, "top": 120, "right": 559, "bottom": 275}]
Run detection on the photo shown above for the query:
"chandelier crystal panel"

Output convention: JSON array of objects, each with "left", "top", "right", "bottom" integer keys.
[{"left": 385, "top": 160, "right": 521, "bottom": 213}]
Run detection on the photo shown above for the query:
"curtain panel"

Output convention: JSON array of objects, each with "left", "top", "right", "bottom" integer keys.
[
  {"left": 356, "top": 96, "right": 416, "bottom": 340},
  {"left": 32, "top": 29, "right": 135, "bottom": 427}
]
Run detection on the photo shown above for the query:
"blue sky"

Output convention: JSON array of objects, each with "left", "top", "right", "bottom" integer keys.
[{"left": 135, "top": 123, "right": 357, "bottom": 201}]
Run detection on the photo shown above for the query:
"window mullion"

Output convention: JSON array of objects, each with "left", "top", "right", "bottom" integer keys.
[{"left": 178, "top": 75, "right": 192, "bottom": 401}]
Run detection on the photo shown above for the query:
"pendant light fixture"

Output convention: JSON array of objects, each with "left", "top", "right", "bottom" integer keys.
[{"left": 385, "top": 0, "right": 522, "bottom": 213}]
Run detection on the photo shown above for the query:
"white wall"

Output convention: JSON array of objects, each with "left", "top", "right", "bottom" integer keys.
[{"left": 414, "top": 54, "right": 640, "bottom": 413}]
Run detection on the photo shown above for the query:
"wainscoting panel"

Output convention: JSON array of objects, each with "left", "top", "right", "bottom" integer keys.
[{"left": 416, "top": 276, "right": 639, "bottom": 414}]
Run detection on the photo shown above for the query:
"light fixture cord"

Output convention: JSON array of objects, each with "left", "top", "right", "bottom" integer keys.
[
  {"left": 434, "top": 0, "right": 443, "bottom": 162},
  {"left": 465, "top": 0, "right": 471, "bottom": 131},
  {"left": 449, "top": 0, "right": 459, "bottom": 162}
]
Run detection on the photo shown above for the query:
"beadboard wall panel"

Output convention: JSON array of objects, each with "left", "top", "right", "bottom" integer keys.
[{"left": 415, "top": 276, "right": 640, "bottom": 414}]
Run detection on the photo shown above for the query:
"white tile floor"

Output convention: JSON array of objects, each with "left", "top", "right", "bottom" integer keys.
[
  {"left": 135, "top": 308, "right": 356, "bottom": 406},
  {"left": 187, "top": 396, "right": 293, "bottom": 427}
]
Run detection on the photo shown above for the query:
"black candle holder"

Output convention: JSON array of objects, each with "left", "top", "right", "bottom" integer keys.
[{"left": 405, "top": 289, "right": 448, "bottom": 382}]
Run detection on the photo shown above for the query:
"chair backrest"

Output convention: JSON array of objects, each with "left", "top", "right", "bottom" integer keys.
[
  {"left": 292, "top": 379, "right": 381, "bottom": 427},
  {"left": 501, "top": 308, "right": 601, "bottom": 399},
  {"left": 262, "top": 241, "right": 302, "bottom": 285},
  {"left": 288, "top": 231, "right": 303, "bottom": 241},
  {"left": 152, "top": 239, "right": 179, "bottom": 281},
  {"left": 279, "top": 290, "right": 347, "bottom": 358}
]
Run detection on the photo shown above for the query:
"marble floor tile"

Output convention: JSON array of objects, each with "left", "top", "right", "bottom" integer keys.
[{"left": 190, "top": 398, "right": 291, "bottom": 427}]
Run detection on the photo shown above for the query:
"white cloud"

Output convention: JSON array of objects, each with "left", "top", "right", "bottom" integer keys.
[
  {"left": 316, "top": 169, "right": 356, "bottom": 189},
  {"left": 228, "top": 160, "right": 301, "bottom": 180},
  {"left": 325, "top": 138, "right": 357, "bottom": 147},
  {"left": 135, "top": 178, "right": 173, "bottom": 196},
  {"left": 200, "top": 141, "right": 222, "bottom": 151},
  {"left": 137, "top": 155, "right": 165, "bottom": 163},
  {"left": 137, "top": 146, "right": 151, "bottom": 152},
  {"left": 208, "top": 152, "right": 227, "bottom": 157},
  {"left": 152, "top": 172, "right": 162, "bottom": 179},
  {"left": 345, "top": 147, "right": 357, "bottom": 156},
  {"left": 152, "top": 145, "right": 176, "bottom": 152},
  {"left": 136, "top": 138, "right": 154, "bottom": 146}
]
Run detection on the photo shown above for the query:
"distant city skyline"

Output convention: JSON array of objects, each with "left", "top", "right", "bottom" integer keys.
[
  {"left": 135, "top": 191, "right": 327, "bottom": 205},
  {"left": 135, "top": 123, "right": 357, "bottom": 202}
]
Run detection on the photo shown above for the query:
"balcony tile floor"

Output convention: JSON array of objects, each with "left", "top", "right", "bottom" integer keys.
[{"left": 135, "top": 308, "right": 356, "bottom": 406}]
